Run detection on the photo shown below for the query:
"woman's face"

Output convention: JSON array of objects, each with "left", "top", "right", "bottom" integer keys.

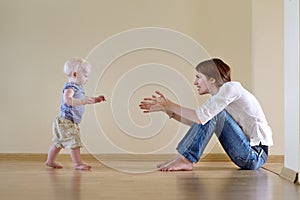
[
  {"left": 194, "top": 72, "right": 217, "bottom": 95},
  {"left": 194, "top": 72, "right": 210, "bottom": 95}
]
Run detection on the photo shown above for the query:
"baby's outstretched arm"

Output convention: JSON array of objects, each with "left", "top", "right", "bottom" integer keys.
[
  {"left": 83, "top": 95, "right": 106, "bottom": 105},
  {"left": 64, "top": 88, "right": 106, "bottom": 106}
]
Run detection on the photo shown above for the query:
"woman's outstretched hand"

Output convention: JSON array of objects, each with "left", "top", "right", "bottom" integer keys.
[{"left": 139, "top": 91, "right": 168, "bottom": 113}]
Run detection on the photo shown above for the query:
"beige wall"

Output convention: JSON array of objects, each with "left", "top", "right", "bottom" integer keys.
[
  {"left": 253, "top": 0, "right": 284, "bottom": 155},
  {"left": 0, "top": 0, "right": 283, "bottom": 155}
]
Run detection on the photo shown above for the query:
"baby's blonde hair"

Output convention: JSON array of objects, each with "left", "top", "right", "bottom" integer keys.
[{"left": 63, "top": 57, "right": 91, "bottom": 77}]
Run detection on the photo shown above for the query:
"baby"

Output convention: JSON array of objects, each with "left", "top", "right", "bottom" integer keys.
[{"left": 45, "top": 57, "right": 106, "bottom": 170}]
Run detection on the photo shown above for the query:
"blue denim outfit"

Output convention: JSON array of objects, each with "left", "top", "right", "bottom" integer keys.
[{"left": 176, "top": 110, "right": 268, "bottom": 170}]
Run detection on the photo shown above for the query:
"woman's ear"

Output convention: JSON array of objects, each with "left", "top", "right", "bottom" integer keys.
[{"left": 209, "top": 77, "right": 216, "bottom": 84}]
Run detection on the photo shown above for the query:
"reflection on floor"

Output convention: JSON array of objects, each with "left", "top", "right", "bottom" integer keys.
[{"left": 0, "top": 159, "right": 299, "bottom": 200}]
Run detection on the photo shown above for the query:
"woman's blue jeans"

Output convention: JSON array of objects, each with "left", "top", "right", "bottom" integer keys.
[{"left": 176, "top": 110, "right": 268, "bottom": 170}]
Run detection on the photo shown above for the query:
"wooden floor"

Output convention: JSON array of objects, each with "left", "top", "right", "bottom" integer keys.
[{"left": 0, "top": 158, "right": 299, "bottom": 200}]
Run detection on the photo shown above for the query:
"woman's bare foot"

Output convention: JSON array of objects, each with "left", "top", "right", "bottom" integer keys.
[
  {"left": 158, "top": 156, "right": 193, "bottom": 172},
  {"left": 45, "top": 161, "right": 63, "bottom": 169},
  {"left": 157, "top": 156, "right": 179, "bottom": 168},
  {"left": 74, "top": 163, "right": 91, "bottom": 170}
]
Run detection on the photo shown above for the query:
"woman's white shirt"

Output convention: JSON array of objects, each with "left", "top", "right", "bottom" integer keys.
[{"left": 196, "top": 81, "right": 273, "bottom": 146}]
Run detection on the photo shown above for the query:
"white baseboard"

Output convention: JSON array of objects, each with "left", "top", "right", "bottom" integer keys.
[{"left": 280, "top": 167, "right": 299, "bottom": 184}]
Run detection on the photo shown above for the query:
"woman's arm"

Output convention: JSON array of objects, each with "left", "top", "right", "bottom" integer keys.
[
  {"left": 166, "top": 110, "right": 194, "bottom": 126},
  {"left": 164, "top": 97, "right": 201, "bottom": 124},
  {"left": 139, "top": 91, "right": 202, "bottom": 125}
]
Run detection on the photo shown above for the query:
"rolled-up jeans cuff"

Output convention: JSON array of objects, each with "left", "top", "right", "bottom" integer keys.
[{"left": 177, "top": 149, "right": 198, "bottom": 163}]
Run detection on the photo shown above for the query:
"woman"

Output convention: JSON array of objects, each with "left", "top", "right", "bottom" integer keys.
[{"left": 139, "top": 58, "right": 273, "bottom": 171}]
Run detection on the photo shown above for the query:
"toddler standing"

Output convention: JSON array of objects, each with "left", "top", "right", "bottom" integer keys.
[{"left": 45, "top": 57, "right": 105, "bottom": 170}]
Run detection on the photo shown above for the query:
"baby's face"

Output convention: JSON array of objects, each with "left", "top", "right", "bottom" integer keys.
[{"left": 75, "top": 67, "right": 90, "bottom": 86}]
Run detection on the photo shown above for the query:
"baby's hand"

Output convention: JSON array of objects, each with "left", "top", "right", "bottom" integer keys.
[{"left": 95, "top": 95, "right": 106, "bottom": 103}]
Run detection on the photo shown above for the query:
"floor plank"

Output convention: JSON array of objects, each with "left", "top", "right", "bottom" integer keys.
[{"left": 0, "top": 160, "right": 299, "bottom": 200}]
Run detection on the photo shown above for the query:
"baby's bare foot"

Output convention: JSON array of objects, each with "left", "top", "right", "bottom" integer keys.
[
  {"left": 45, "top": 161, "right": 63, "bottom": 169},
  {"left": 74, "top": 163, "right": 91, "bottom": 170},
  {"left": 159, "top": 156, "right": 193, "bottom": 172}
]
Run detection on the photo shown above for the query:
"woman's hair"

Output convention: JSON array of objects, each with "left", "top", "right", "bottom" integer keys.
[
  {"left": 196, "top": 58, "right": 231, "bottom": 86},
  {"left": 63, "top": 57, "right": 91, "bottom": 76}
]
